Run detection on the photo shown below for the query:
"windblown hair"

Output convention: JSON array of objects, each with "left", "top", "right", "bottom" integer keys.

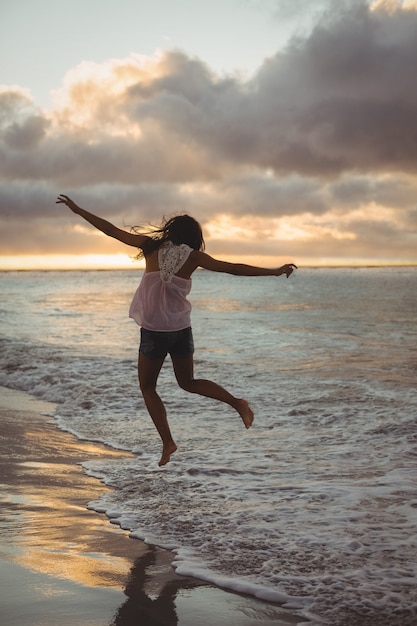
[{"left": 133, "top": 214, "right": 205, "bottom": 259}]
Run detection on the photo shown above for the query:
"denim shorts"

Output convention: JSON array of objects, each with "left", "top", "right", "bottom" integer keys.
[{"left": 139, "top": 326, "right": 194, "bottom": 359}]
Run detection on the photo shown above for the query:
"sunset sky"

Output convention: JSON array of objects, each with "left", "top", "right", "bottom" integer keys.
[{"left": 1, "top": 0, "right": 417, "bottom": 269}]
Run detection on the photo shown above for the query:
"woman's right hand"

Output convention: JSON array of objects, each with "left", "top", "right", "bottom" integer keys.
[{"left": 56, "top": 194, "right": 81, "bottom": 214}]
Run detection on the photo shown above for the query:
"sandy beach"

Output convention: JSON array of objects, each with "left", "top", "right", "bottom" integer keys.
[{"left": 0, "top": 386, "right": 307, "bottom": 626}]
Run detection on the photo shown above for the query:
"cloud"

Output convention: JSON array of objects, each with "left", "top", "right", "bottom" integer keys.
[
  {"left": 1, "top": 1, "right": 417, "bottom": 263},
  {"left": 250, "top": 2, "right": 417, "bottom": 176}
]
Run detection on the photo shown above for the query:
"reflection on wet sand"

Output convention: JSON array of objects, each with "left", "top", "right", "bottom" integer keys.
[
  {"left": 0, "top": 389, "right": 204, "bottom": 625},
  {"left": 111, "top": 545, "right": 308, "bottom": 626},
  {"left": 0, "top": 395, "right": 141, "bottom": 591},
  {"left": 111, "top": 545, "right": 201, "bottom": 626}
]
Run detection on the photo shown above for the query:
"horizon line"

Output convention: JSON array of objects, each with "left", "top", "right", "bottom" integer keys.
[{"left": 1, "top": 264, "right": 416, "bottom": 272}]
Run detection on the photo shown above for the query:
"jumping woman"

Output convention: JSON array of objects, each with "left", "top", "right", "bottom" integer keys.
[{"left": 57, "top": 195, "right": 297, "bottom": 466}]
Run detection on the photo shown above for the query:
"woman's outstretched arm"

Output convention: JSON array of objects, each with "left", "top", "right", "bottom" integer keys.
[
  {"left": 56, "top": 194, "right": 149, "bottom": 248},
  {"left": 192, "top": 251, "right": 297, "bottom": 278}
]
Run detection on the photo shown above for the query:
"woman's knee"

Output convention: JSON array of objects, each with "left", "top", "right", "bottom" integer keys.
[
  {"left": 177, "top": 376, "right": 195, "bottom": 392},
  {"left": 139, "top": 378, "right": 157, "bottom": 395}
]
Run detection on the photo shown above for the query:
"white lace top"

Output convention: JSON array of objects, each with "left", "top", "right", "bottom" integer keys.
[
  {"left": 129, "top": 241, "right": 193, "bottom": 331},
  {"left": 158, "top": 241, "right": 192, "bottom": 282}
]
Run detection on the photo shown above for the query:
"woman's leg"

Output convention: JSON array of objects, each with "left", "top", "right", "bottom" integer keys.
[
  {"left": 138, "top": 353, "right": 177, "bottom": 466},
  {"left": 171, "top": 354, "right": 254, "bottom": 429}
]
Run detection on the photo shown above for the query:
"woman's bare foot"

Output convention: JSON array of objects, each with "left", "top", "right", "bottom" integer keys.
[
  {"left": 159, "top": 441, "right": 177, "bottom": 466},
  {"left": 236, "top": 399, "right": 254, "bottom": 429}
]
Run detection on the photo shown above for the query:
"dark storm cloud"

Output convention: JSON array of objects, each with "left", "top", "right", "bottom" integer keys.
[
  {"left": 120, "top": 3, "right": 417, "bottom": 177},
  {"left": 248, "top": 2, "right": 417, "bottom": 175}
]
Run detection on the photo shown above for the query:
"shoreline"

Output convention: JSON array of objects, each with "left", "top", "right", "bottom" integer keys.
[{"left": 0, "top": 386, "right": 307, "bottom": 626}]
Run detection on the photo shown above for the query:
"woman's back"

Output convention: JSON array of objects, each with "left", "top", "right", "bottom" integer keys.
[
  {"left": 144, "top": 245, "right": 199, "bottom": 280},
  {"left": 130, "top": 241, "right": 194, "bottom": 331}
]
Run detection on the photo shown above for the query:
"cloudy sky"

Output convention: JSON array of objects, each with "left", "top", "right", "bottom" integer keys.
[{"left": 1, "top": 0, "right": 417, "bottom": 268}]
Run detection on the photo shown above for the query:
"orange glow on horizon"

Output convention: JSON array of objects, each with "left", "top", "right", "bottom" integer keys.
[
  {"left": 0, "top": 253, "right": 415, "bottom": 270},
  {"left": 0, "top": 254, "right": 145, "bottom": 271}
]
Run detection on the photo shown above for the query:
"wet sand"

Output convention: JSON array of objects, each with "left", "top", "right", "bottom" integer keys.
[{"left": 0, "top": 386, "right": 307, "bottom": 626}]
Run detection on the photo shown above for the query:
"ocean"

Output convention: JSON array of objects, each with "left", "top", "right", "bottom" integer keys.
[{"left": 1, "top": 267, "right": 416, "bottom": 624}]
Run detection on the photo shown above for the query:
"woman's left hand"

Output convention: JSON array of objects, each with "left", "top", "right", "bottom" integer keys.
[{"left": 280, "top": 263, "right": 297, "bottom": 278}]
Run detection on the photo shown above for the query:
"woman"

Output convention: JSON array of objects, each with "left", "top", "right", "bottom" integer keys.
[{"left": 57, "top": 195, "right": 297, "bottom": 466}]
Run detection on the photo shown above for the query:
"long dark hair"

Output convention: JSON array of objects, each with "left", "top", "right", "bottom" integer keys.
[{"left": 134, "top": 214, "right": 205, "bottom": 259}]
